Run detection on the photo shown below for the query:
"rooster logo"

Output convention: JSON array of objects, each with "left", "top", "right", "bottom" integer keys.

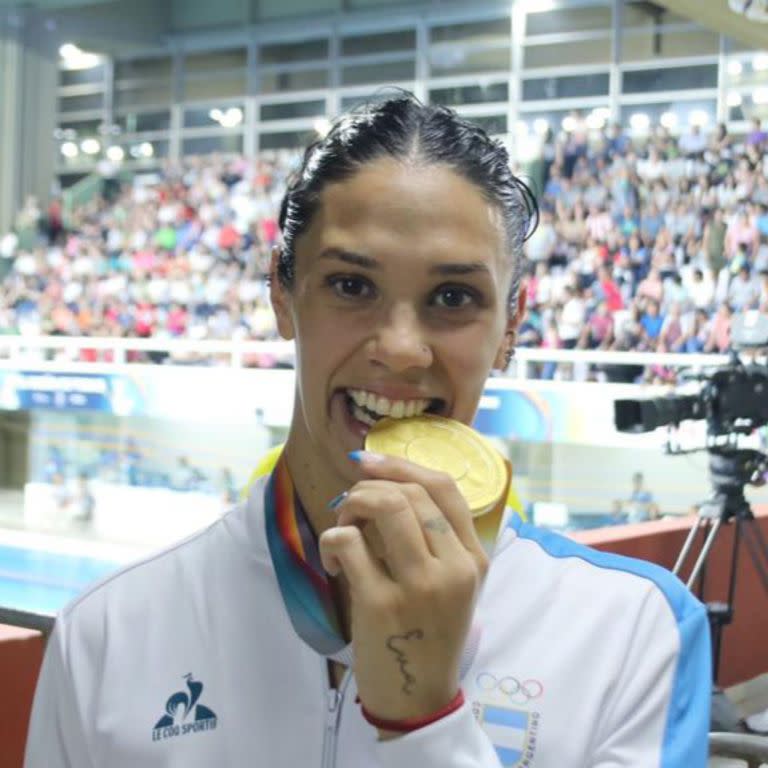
[{"left": 154, "top": 674, "right": 216, "bottom": 728}]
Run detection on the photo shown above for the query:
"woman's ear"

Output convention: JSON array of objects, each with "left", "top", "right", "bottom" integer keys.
[
  {"left": 492, "top": 284, "right": 526, "bottom": 371},
  {"left": 269, "top": 246, "right": 295, "bottom": 341}
]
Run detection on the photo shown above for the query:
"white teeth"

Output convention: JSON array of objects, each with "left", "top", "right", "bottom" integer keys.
[
  {"left": 346, "top": 389, "right": 434, "bottom": 420},
  {"left": 352, "top": 404, "right": 376, "bottom": 426}
]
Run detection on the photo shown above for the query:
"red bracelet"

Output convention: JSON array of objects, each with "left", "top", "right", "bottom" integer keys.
[{"left": 358, "top": 689, "right": 465, "bottom": 733}]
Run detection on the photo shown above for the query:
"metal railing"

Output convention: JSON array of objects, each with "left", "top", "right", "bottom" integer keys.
[{"left": 0, "top": 335, "right": 734, "bottom": 379}]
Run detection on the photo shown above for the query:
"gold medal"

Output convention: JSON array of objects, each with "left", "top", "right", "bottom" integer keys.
[{"left": 365, "top": 415, "right": 508, "bottom": 518}]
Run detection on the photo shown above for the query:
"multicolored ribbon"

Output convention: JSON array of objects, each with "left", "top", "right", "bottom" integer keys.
[{"left": 264, "top": 454, "right": 348, "bottom": 656}]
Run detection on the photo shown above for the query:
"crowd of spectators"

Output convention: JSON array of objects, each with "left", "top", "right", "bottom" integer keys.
[
  {"left": 0, "top": 117, "right": 767, "bottom": 378},
  {"left": 518, "top": 115, "right": 768, "bottom": 381}
]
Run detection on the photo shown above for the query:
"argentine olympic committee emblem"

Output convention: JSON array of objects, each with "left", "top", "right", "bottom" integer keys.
[{"left": 471, "top": 672, "right": 543, "bottom": 767}]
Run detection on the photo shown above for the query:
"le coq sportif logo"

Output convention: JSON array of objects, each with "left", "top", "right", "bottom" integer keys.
[{"left": 152, "top": 673, "right": 218, "bottom": 742}]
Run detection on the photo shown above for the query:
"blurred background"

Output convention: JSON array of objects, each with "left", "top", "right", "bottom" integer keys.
[{"left": 0, "top": 1, "right": 768, "bottom": 763}]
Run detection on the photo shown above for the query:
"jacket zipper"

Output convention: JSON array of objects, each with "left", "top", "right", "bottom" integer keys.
[{"left": 321, "top": 669, "right": 350, "bottom": 768}]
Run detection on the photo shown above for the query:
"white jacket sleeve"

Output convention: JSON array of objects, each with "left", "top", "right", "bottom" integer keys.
[
  {"left": 24, "top": 621, "right": 93, "bottom": 768},
  {"left": 590, "top": 587, "right": 711, "bottom": 767},
  {"left": 375, "top": 704, "right": 502, "bottom": 768}
]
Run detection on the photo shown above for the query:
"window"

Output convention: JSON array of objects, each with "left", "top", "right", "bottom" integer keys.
[
  {"left": 185, "top": 74, "right": 247, "bottom": 100},
  {"left": 260, "top": 68, "right": 329, "bottom": 93},
  {"left": 184, "top": 105, "right": 245, "bottom": 129},
  {"left": 115, "top": 57, "right": 172, "bottom": 81},
  {"left": 114, "top": 83, "right": 172, "bottom": 109},
  {"left": 429, "top": 83, "right": 509, "bottom": 107},
  {"left": 185, "top": 49, "right": 247, "bottom": 74},
  {"left": 260, "top": 38, "right": 328, "bottom": 65},
  {"left": 525, "top": 5, "right": 611, "bottom": 36},
  {"left": 622, "top": 64, "right": 717, "bottom": 94},
  {"left": 114, "top": 111, "right": 171, "bottom": 133},
  {"left": 182, "top": 135, "right": 244, "bottom": 156},
  {"left": 340, "top": 87, "right": 407, "bottom": 112},
  {"left": 260, "top": 129, "right": 316, "bottom": 150},
  {"left": 59, "top": 66, "right": 105, "bottom": 87},
  {"left": 429, "top": 47, "right": 510, "bottom": 77},
  {"left": 58, "top": 93, "right": 103, "bottom": 113},
  {"left": 260, "top": 100, "right": 326, "bottom": 120},
  {"left": 430, "top": 18, "right": 510, "bottom": 46},
  {"left": 522, "top": 73, "right": 609, "bottom": 101},
  {"left": 523, "top": 38, "right": 611, "bottom": 68},
  {"left": 341, "top": 29, "right": 415, "bottom": 56},
  {"left": 341, "top": 59, "right": 415, "bottom": 86},
  {"left": 56, "top": 119, "right": 103, "bottom": 138}
]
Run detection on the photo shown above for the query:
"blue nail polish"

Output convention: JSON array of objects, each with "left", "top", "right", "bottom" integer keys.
[
  {"left": 348, "top": 450, "right": 364, "bottom": 462},
  {"left": 327, "top": 491, "right": 348, "bottom": 510}
]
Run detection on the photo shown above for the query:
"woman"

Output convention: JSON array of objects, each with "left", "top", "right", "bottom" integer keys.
[{"left": 25, "top": 96, "right": 709, "bottom": 767}]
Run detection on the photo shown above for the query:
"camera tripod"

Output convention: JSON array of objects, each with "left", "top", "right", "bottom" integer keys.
[{"left": 673, "top": 447, "right": 768, "bottom": 686}]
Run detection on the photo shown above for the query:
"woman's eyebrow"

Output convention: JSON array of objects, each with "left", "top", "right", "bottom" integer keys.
[
  {"left": 319, "top": 248, "right": 380, "bottom": 269},
  {"left": 429, "top": 262, "right": 490, "bottom": 276}
]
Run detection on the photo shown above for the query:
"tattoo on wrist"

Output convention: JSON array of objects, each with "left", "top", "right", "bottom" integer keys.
[
  {"left": 386, "top": 629, "right": 424, "bottom": 694},
  {"left": 424, "top": 517, "right": 451, "bottom": 534}
]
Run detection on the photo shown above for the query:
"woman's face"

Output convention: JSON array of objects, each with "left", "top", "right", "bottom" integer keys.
[{"left": 271, "top": 156, "right": 522, "bottom": 483}]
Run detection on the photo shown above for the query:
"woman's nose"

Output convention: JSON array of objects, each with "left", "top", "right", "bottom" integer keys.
[{"left": 367, "top": 304, "right": 432, "bottom": 372}]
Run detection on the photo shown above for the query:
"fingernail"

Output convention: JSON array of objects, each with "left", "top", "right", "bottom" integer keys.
[
  {"left": 327, "top": 491, "right": 348, "bottom": 510},
  {"left": 347, "top": 450, "right": 384, "bottom": 464}
]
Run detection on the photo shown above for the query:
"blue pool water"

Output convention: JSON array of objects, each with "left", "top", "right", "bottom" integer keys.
[{"left": 0, "top": 544, "right": 121, "bottom": 616}]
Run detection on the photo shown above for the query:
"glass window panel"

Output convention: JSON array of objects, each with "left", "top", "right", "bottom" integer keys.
[
  {"left": 184, "top": 104, "right": 245, "bottom": 128},
  {"left": 429, "top": 82, "right": 509, "bottom": 106},
  {"left": 115, "top": 110, "right": 171, "bottom": 133},
  {"left": 185, "top": 48, "right": 247, "bottom": 74},
  {"left": 525, "top": 5, "right": 612, "bottom": 36},
  {"left": 260, "top": 129, "right": 316, "bottom": 150},
  {"left": 430, "top": 17, "right": 510, "bottom": 45},
  {"left": 260, "top": 67, "right": 329, "bottom": 93},
  {"left": 58, "top": 93, "right": 103, "bottom": 112},
  {"left": 621, "top": 28, "right": 719, "bottom": 62},
  {"left": 57, "top": 119, "right": 103, "bottom": 138},
  {"left": 430, "top": 46, "right": 510, "bottom": 76},
  {"left": 522, "top": 72, "right": 609, "bottom": 101},
  {"left": 619, "top": 100, "right": 717, "bottom": 130},
  {"left": 728, "top": 103, "right": 746, "bottom": 122},
  {"left": 622, "top": 64, "right": 717, "bottom": 94},
  {"left": 518, "top": 108, "right": 580, "bottom": 135},
  {"left": 122, "top": 139, "right": 170, "bottom": 159},
  {"left": 58, "top": 172, "right": 90, "bottom": 189},
  {"left": 466, "top": 114, "right": 507, "bottom": 135},
  {"left": 182, "top": 134, "right": 244, "bottom": 155},
  {"left": 259, "top": 38, "right": 329, "bottom": 65},
  {"left": 115, "top": 57, "right": 172, "bottom": 81},
  {"left": 341, "top": 29, "right": 415, "bottom": 56},
  {"left": 341, "top": 58, "right": 415, "bottom": 86},
  {"left": 114, "top": 83, "right": 172, "bottom": 109},
  {"left": 523, "top": 38, "right": 611, "bottom": 68},
  {"left": 184, "top": 73, "right": 247, "bottom": 100},
  {"left": 726, "top": 58, "right": 768, "bottom": 88},
  {"left": 59, "top": 66, "right": 105, "bottom": 87},
  {"left": 260, "top": 100, "right": 326, "bottom": 120}
]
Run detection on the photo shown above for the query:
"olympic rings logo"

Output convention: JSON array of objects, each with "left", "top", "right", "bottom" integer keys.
[{"left": 475, "top": 672, "right": 544, "bottom": 704}]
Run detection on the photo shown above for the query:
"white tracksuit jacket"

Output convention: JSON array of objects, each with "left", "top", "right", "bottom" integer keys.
[{"left": 25, "top": 474, "right": 711, "bottom": 767}]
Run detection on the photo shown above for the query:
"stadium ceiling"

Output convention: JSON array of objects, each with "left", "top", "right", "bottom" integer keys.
[
  {"left": 654, "top": 0, "right": 768, "bottom": 50},
  {"left": 1, "top": 0, "right": 765, "bottom": 53}
]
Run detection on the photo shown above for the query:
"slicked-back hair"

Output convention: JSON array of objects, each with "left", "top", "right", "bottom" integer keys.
[{"left": 277, "top": 93, "right": 538, "bottom": 313}]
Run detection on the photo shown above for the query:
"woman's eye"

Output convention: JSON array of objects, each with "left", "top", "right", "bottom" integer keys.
[
  {"left": 432, "top": 285, "right": 478, "bottom": 309},
  {"left": 328, "top": 275, "right": 374, "bottom": 300}
]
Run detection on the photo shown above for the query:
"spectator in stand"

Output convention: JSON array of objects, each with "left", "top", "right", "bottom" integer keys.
[
  {"left": 640, "top": 299, "right": 664, "bottom": 347},
  {"left": 705, "top": 303, "right": 732, "bottom": 353},
  {"left": 728, "top": 264, "right": 760, "bottom": 311}
]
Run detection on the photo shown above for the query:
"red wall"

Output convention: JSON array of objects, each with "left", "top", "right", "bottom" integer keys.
[
  {"left": 573, "top": 505, "right": 768, "bottom": 688},
  {"left": 0, "top": 625, "right": 45, "bottom": 768}
]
